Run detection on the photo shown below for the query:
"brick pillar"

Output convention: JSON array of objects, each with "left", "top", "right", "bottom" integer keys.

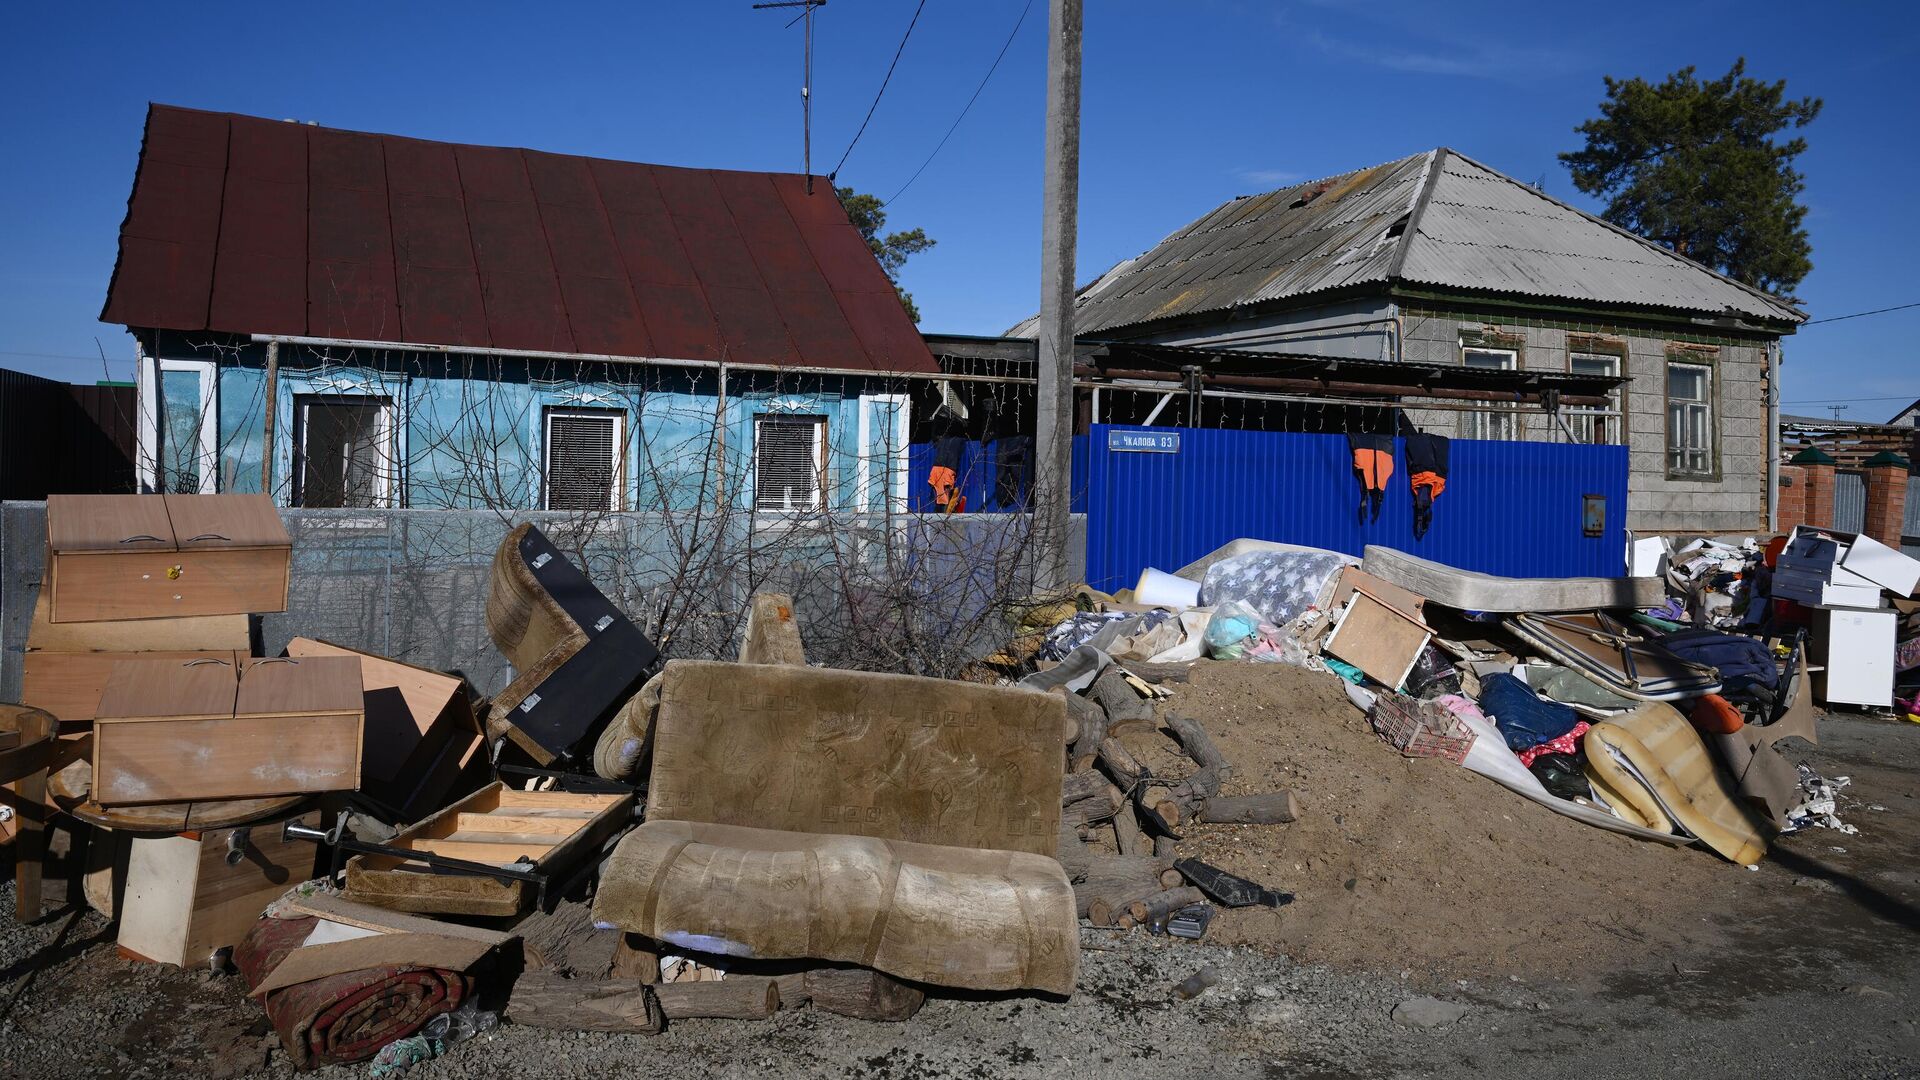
[
  {"left": 1863, "top": 451, "right": 1911, "bottom": 547},
  {"left": 1776, "top": 464, "right": 1808, "bottom": 532},
  {"left": 1790, "top": 448, "right": 1836, "bottom": 528}
]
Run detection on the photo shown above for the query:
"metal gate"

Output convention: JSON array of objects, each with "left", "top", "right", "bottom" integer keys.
[{"left": 1083, "top": 424, "right": 1629, "bottom": 593}]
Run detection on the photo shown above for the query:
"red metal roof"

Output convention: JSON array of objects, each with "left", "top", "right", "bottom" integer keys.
[{"left": 101, "top": 104, "right": 937, "bottom": 374}]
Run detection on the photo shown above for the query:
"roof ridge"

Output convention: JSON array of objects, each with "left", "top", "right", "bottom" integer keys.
[
  {"left": 1435, "top": 149, "right": 1804, "bottom": 322},
  {"left": 1385, "top": 148, "right": 1444, "bottom": 282}
]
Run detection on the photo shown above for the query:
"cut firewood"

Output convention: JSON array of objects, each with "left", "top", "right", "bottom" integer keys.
[
  {"left": 1055, "top": 822, "right": 1093, "bottom": 880},
  {"left": 1074, "top": 855, "right": 1179, "bottom": 922},
  {"left": 1089, "top": 669, "right": 1153, "bottom": 731},
  {"left": 1153, "top": 835, "right": 1178, "bottom": 859},
  {"left": 1063, "top": 782, "right": 1125, "bottom": 828},
  {"left": 1196, "top": 791, "right": 1302, "bottom": 825},
  {"left": 1116, "top": 661, "right": 1194, "bottom": 685},
  {"left": 1136, "top": 786, "right": 1184, "bottom": 831},
  {"left": 1126, "top": 886, "right": 1207, "bottom": 927},
  {"left": 802, "top": 966, "right": 925, "bottom": 1022},
  {"left": 1112, "top": 801, "right": 1150, "bottom": 857},
  {"left": 1096, "top": 737, "right": 1146, "bottom": 792},
  {"left": 654, "top": 976, "right": 781, "bottom": 1020},
  {"left": 611, "top": 933, "right": 660, "bottom": 983},
  {"left": 1060, "top": 691, "right": 1108, "bottom": 770},
  {"left": 506, "top": 972, "right": 665, "bottom": 1033},
  {"left": 1165, "top": 714, "right": 1230, "bottom": 814},
  {"left": 1062, "top": 770, "right": 1110, "bottom": 805}
]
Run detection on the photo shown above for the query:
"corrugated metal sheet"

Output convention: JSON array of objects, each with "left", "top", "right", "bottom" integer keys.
[
  {"left": 102, "top": 104, "right": 936, "bottom": 374},
  {"left": 1832, "top": 471, "right": 1867, "bottom": 534},
  {"left": 1016, "top": 148, "right": 1803, "bottom": 338},
  {"left": 905, "top": 436, "right": 1087, "bottom": 514},
  {"left": 0, "top": 370, "right": 137, "bottom": 499},
  {"left": 1083, "top": 424, "right": 1628, "bottom": 593}
]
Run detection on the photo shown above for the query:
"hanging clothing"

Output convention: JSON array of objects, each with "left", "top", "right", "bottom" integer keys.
[
  {"left": 1405, "top": 432, "right": 1450, "bottom": 540},
  {"left": 929, "top": 435, "right": 967, "bottom": 512},
  {"left": 993, "top": 435, "right": 1033, "bottom": 508},
  {"left": 1347, "top": 434, "right": 1395, "bottom": 523}
]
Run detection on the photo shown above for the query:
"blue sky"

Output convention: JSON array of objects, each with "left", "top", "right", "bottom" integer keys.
[{"left": 2, "top": 1, "right": 1915, "bottom": 417}]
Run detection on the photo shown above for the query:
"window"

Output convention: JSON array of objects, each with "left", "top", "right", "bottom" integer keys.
[
  {"left": 138, "top": 357, "right": 217, "bottom": 493},
  {"left": 1667, "top": 361, "right": 1715, "bottom": 476},
  {"left": 755, "top": 415, "right": 827, "bottom": 511},
  {"left": 1461, "top": 347, "right": 1517, "bottom": 440},
  {"left": 295, "top": 394, "right": 393, "bottom": 508},
  {"left": 545, "top": 408, "right": 625, "bottom": 511},
  {"left": 1565, "top": 352, "right": 1623, "bottom": 445}
]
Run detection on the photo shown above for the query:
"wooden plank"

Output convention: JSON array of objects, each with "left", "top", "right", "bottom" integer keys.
[
  {"left": 93, "top": 713, "right": 361, "bottom": 806},
  {"left": 398, "top": 837, "right": 557, "bottom": 863},
  {"left": 23, "top": 650, "right": 237, "bottom": 728},
  {"left": 284, "top": 638, "right": 469, "bottom": 799},
  {"left": 49, "top": 548, "right": 289, "bottom": 622},
  {"left": 24, "top": 589, "right": 250, "bottom": 653},
  {"left": 46, "top": 494, "right": 174, "bottom": 553},
  {"left": 281, "top": 891, "right": 515, "bottom": 945},
  {"left": 96, "top": 657, "right": 238, "bottom": 721},
  {"left": 495, "top": 789, "right": 618, "bottom": 813},
  {"left": 454, "top": 813, "right": 593, "bottom": 835},
  {"left": 161, "top": 493, "right": 289, "bottom": 549},
  {"left": 1324, "top": 592, "right": 1432, "bottom": 689},
  {"left": 234, "top": 656, "right": 364, "bottom": 717}
]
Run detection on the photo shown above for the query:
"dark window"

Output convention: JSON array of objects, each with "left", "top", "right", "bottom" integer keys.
[
  {"left": 755, "top": 415, "right": 826, "bottom": 511},
  {"left": 295, "top": 395, "right": 390, "bottom": 508},
  {"left": 545, "top": 409, "right": 624, "bottom": 511}
]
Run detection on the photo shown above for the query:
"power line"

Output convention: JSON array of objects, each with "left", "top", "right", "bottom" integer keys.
[
  {"left": 827, "top": 0, "right": 927, "bottom": 182},
  {"left": 886, "top": 0, "right": 1035, "bottom": 206},
  {"left": 1782, "top": 395, "right": 1918, "bottom": 405},
  {"left": 1803, "top": 300, "right": 1920, "bottom": 326}
]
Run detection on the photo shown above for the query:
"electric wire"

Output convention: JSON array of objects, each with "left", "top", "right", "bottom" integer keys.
[
  {"left": 885, "top": 0, "right": 1035, "bottom": 205},
  {"left": 827, "top": 0, "right": 928, "bottom": 182}
]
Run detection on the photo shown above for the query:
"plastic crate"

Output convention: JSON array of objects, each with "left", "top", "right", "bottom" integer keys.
[{"left": 1367, "top": 691, "right": 1476, "bottom": 765}]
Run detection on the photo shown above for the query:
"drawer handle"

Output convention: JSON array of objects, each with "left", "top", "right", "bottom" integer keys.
[
  {"left": 252, "top": 657, "right": 297, "bottom": 665},
  {"left": 119, "top": 534, "right": 164, "bottom": 544},
  {"left": 185, "top": 533, "right": 231, "bottom": 542},
  {"left": 183, "top": 658, "right": 233, "bottom": 668}
]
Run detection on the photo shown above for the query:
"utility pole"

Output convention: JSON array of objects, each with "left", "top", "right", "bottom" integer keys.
[
  {"left": 1034, "top": 0, "right": 1082, "bottom": 591},
  {"left": 1828, "top": 404, "right": 1849, "bottom": 422},
  {"left": 753, "top": 0, "right": 827, "bottom": 193}
]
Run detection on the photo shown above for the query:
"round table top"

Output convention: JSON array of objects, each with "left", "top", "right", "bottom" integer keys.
[{"left": 55, "top": 791, "right": 310, "bottom": 835}]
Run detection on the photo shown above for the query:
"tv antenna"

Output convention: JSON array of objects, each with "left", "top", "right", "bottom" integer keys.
[
  {"left": 1827, "top": 404, "right": 1849, "bottom": 421},
  {"left": 753, "top": 0, "right": 828, "bottom": 194}
]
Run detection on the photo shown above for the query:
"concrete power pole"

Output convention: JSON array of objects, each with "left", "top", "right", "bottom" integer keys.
[{"left": 1034, "top": 0, "right": 1082, "bottom": 591}]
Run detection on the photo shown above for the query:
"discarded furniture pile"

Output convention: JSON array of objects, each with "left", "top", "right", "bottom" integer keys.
[
  {"left": 1009, "top": 526, "right": 1920, "bottom": 877},
  {"left": 1, "top": 503, "right": 1099, "bottom": 1072}
]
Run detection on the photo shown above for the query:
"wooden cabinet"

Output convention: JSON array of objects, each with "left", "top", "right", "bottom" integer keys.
[
  {"left": 93, "top": 655, "right": 363, "bottom": 806},
  {"left": 117, "top": 813, "right": 319, "bottom": 968},
  {"left": 45, "top": 494, "right": 290, "bottom": 622},
  {"left": 22, "top": 650, "right": 240, "bottom": 732}
]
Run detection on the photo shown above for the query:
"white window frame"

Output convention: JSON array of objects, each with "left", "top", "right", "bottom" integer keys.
[
  {"left": 1564, "top": 352, "right": 1624, "bottom": 446},
  {"left": 137, "top": 356, "right": 218, "bottom": 494},
  {"left": 752, "top": 413, "right": 828, "bottom": 513},
  {"left": 542, "top": 407, "right": 627, "bottom": 512},
  {"left": 856, "top": 393, "right": 912, "bottom": 514},
  {"left": 1460, "top": 346, "right": 1518, "bottom": 441},
  {"left": 1667, "top": 360, "right": 1716, "bottom": 478},
  {"left": 294, "top": 393, "right": 396, "bottom": 508}
]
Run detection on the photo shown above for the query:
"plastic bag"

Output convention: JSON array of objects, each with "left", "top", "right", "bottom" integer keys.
[
  {"left": 1404, "top": 644, "right": 1463, "bottom": 699},
  {"left": 1528, "top": 752, "right": 1592, "bottom": 801},
  {"left": 1203, "top": 600, "right": 1262, "bottom": 660}
]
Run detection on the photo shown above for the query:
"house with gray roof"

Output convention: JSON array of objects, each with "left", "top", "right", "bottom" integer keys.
[{"left": 1014, "top": 148, "right": 1806, "bottom": 534}]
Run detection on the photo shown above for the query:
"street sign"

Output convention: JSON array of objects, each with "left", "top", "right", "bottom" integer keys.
[{"left": 1107, "top": 429, "right": 1180, "bottom": 454}]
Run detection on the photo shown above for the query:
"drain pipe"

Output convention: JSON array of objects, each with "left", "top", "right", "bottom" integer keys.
[{"left": 1766, "top": 341, "right": 1782, "bottom": 533}]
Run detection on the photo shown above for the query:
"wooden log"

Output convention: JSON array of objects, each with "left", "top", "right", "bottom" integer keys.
[
  {"left": 655, "top": 976, "right": 782, "bottom": 1020},
  {"left": 1074, "top": 856, "right": 1178, "bottom": 922},
  {"left": 1136, "top": 786, "right": 1183, "bottom": 831},
  {"left": 1088, "top": 669, "right": 1153, "bottom": 731},
  {"left": 1061, "top": 770, "right": 1110, "bottom": 804},
  {"left": 1055, "top": 822, "right": 1093, "bottom": 880},
  {"left": 1197, "top": 792, "right": 1302, "bottom": 825},
  {"left": 506, "top": 972, "right": 665, "bottom": 1033},
  {"left": 1063, "top": 777, "right": 1126, "bottom": 828},
  {"left": 1165, "top": 714, "right": 1230, "bottom": 814},
  {"left": 1152, "top": 835, "right": 1178, "bottom": 859},
  {"left": 1095, "top": 737, "right": 1146, "bottom": 791},
  {"left": 773, "top": 971, "right": 809, "bottom": 1010},
  {"left": 1116, "top": 661, "right": 1194, "bottom": 685},
  {"left": 1060, "top": 691, "right": 1108, "bottom": 771},
  {"left": 1126, "top": 886, "right": 1206, "bottom": 926},
  {"left": 611, "top": 933, "right": 660, "bottom": 983},
  {"left": 803, "top": 967, "right": 925, "bottom": 1022},
  {"left": 1112, "top": 802, "right": 1150, "bottom": 857}
]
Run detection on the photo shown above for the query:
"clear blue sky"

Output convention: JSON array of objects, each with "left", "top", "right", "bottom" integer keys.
[{"left": 2, "top": 1, "right": 1915, "bottom": 418}]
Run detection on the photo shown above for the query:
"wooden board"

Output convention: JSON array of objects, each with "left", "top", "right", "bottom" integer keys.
[
  {"left": 161, "top": 493, "right": 290, "bottom": 549},
  {"left": 1324, "top": 591, "right": 1432, "bottom": 689},
  {"left": 45, "top": 494, "right": 175, "bottom": 553},
  {"left": 49, "top": 548, "right": 289, "bottom": 623},
  {"left": 60, "top": 793, "right": 309, "bottom": 835},
  {"left": 285, "top": 638, "right": 477, "bottom": 819},
  {"left": 92, "top": 656, "right": 362, "bottom": 806},
  {"left": 25, "top": 588, "right": 250, "bottom": 653},
  {"left": 116, "top": 812, "right": 317, "bottom": 968},
  {"left": 23, "top": 650, "right": 239, "bottom": 730},
  {"left": 646, "top": 660, "right": 1064, "bottom": 856},
  {"left": 343, "top": 782, "right": 635, "bottom": 917}
]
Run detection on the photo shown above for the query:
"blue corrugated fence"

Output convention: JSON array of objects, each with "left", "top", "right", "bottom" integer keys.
[{"left": 1084, "top": 425, "right": 1627, "bottom": 593}]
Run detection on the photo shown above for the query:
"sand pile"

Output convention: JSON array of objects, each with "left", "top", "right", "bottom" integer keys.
[{"left": 1114, "top": 661, "right": 1762, "bottom": 977}]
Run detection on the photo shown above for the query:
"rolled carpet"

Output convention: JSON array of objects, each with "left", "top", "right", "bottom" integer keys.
[{"left": 236, "top": 916, "right": 471, "bottom": 1071}]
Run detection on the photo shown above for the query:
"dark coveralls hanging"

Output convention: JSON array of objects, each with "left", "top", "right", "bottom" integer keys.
[
  {"left": 929, "top": 434, "right": 967, "bottom": 513},
  {"left": 1405, "top": 432, "right": 1450, "bottom": 539},
  {"left": 1346, "top": 434, "right": 1395, "bottom": 523}
]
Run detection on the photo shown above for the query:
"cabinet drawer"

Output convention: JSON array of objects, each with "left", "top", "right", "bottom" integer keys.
[{"left": 49, "top": 547, "right": 289, "bottom": 622}]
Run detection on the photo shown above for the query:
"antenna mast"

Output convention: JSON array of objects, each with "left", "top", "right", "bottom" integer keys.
[{"left": 752, "top": 0, "right": 828, "bottom": 193}]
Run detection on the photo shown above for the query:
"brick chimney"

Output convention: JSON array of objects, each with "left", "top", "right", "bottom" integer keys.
[
  {"left": 1789, "top": 447, "right": 1837, "bottom": 529},
  {"left": 1862, "top": 451, "right": 1911, "bottom": 548}
]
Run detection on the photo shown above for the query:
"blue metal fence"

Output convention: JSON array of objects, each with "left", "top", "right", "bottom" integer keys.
[
  {"left": 1084, "top": 424, "right": 1628, "bottom": 593},
  {"left": 907, "top": 436, "right": 1087, "bottom": 513}
]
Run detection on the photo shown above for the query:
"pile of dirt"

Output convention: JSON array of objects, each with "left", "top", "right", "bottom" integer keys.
[{"left": 1117, "top": 661, "right": 1766, "bottom": 977}]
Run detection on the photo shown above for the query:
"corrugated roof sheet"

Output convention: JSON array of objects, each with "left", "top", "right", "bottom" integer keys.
[
  {"left": 1014, "top": 148, "right": 1803, "bottom": 337},
  {"left": 101, "top": 104, "right": 937, "bottom": 374}
]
